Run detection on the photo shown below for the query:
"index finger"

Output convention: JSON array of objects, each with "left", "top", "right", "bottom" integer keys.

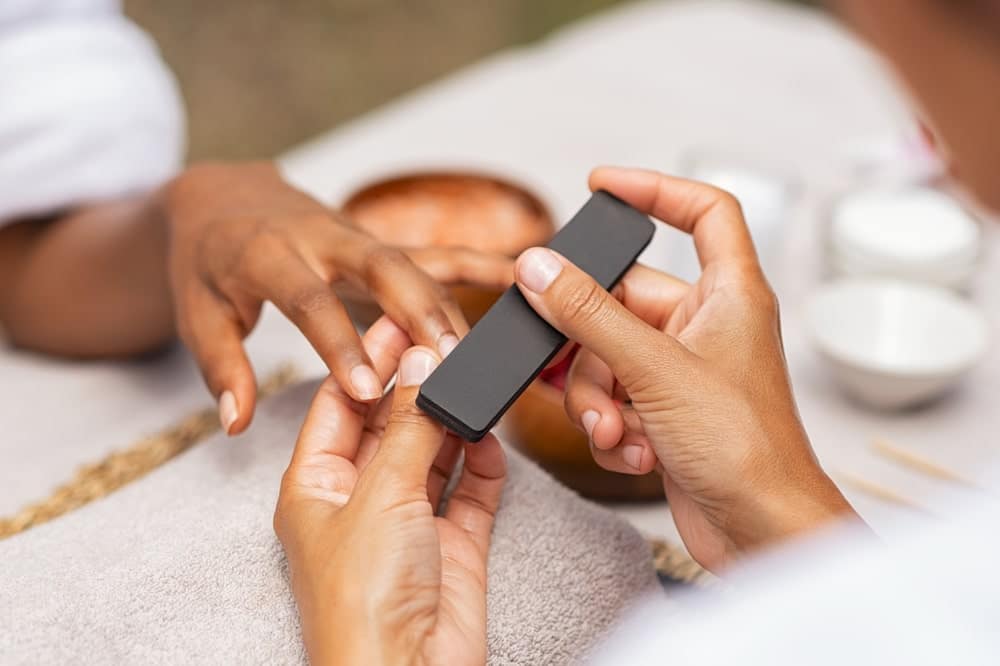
[
  {"left": 403, "top": 246, "right": 515, "bottom": 291},
  {"left": 248, "top": 253, "right": 383, "bottom": 403},
  {"left": 328, "top": 235, "right": 464, "bottom": 358},
  {"left": 589, "top": 166, "right": 760, "bottom": 271}
]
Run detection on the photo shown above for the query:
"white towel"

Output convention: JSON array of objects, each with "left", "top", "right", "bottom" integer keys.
[
  {"left": 0, "top": 0, "right": 184, "bottom": 225},
  {"left": 0, "top": 379, "right": 662, "bottom": 665}
]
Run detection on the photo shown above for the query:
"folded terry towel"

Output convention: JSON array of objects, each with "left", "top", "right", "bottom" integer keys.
[{"left": 0, "top": 379, "right": 661, "bottom": 665}]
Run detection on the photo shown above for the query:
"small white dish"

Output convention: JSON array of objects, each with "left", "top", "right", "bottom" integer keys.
[{"left": 805, "top": 279, "right": 990, "bottom": 409}]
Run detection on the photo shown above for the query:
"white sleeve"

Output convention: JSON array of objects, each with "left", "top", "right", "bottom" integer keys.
[
  {"left": 0, "top": 4, "right": 185, "bottom": 225},
  {"left": 594, "top": 498, "right": 1000, "bottom": 666}
]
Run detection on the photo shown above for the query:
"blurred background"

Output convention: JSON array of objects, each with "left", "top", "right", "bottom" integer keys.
[{"left": 125, "top": 0, "right": 818, "bottom": 161}]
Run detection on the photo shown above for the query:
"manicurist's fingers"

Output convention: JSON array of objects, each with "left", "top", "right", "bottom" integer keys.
[
  {"left": 290, "top": 315, "right": 410, "bottom": 468},
  {"left": 589, "top": 166, "right": 760, "bottom": 272},
  {"left": 564, "top": 348, "right": 624, "bottom": 450},
  {"left": 589, "top": 438, "right": 657, "bottom": 476},
  {"left": 444, "top": 434, "right": 507, "bottom": 558},
  {"left": 427, "top": 434, "right": 463, "bottom": 512},
  {"left": 611, "top": 264, "right": 691, "bottom": 330},
  {"left": 361, "top": 347, "right": 447, "bottom": 497},
  {"left": 354, "top": 381, "right": 463, "bottom": 499},
  {"left": 514, "top": 247, "right": 698, "bottom": 395},
  {"left": 353, "top": 386, "right": 395, "bottom": 475}
]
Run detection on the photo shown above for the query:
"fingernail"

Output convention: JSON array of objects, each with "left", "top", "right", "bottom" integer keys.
[
  {"left": 518, "top": 248, "right": 563, "bottom": 294},
  {"left": 218, "top": 390, "right": 239, "bottom": 435},
  {"left": 581, "top": 410, "right": 601, "bottom": 440},
  {"left": 623, "top": 444, "right": 645, "bottom": 471},
  {"left": 350, "top": 365, "right": 383, "bottom": 401},
  {"left": 438, "top": 333, "right": 460, "bottom": 358},
  {"left": 324, "top": 490, "right": 351, "bottom": 507},
  {"left": 399, "top": 349, "right": 438, "bottom": 387}
]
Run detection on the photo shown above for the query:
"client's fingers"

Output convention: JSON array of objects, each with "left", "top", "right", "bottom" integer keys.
[
  {"left": 180, "top": 287, "right": 258, "bottom": 436},
  {"left": 444, "top": 434, "right": 507, "bottom": 558},
  {"left": 404, "top": 246, "right": 515, "bottom": 292},
  {"left": 347, "top": 240, "right": 463, "bottom": 360},
  {"left": 260, "top": 256, "right": 383, "bottom": 403}
]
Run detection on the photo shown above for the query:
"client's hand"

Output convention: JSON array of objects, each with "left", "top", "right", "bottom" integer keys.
[
  {"left": 514, "top": 167, "right": 857, "bottom": 572},
  {"left": 165, "top": 162, "right": 513, "bottom": 434},
  {"left": 274, "top": 316, "right": 506, "bottom": 666}
]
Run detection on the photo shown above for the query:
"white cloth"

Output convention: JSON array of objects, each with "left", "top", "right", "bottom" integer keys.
[
  {"left": 0, "top": 0, "right": 184, "bottom": 225},
  {"left": 597, "top": 485, "right": 1000, "bottom": 665}
]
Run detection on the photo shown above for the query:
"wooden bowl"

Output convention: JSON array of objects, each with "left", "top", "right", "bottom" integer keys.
[
  {"left": 505, "top": 352, "right": 665, "bottom": 502},
  {"left": 340, "top": 171, "right": 554, "bottom": 325},
  {"left": 340, "top": 171, "right": 662, "bottom": 502}
]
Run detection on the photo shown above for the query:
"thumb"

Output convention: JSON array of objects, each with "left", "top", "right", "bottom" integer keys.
[
  {"left": 362, "top": 347, "right": 446, "bottom": 497},
  {"left": 514, "top": 247, "right": 694, "bottom": 392}
]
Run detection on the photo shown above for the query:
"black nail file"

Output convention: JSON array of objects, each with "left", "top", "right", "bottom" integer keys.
[{"left": 416, "top": 190, "right": 655, "bottom": 441}]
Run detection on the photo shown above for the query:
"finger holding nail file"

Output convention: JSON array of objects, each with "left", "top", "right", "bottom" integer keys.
[{"left": 416, "top": 191, "right": 655, "bottom": 441}]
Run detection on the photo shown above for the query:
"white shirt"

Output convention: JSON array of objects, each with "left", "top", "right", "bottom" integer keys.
[
  {"left": 597, "top": 486, "right": 1000, "bottom": 665},
  {"left": 0, "top": 0, "right": 184, "bottom": 225}
]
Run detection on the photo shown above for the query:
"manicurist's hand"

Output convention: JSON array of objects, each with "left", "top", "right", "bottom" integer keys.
[
  {"left": 165, "top": 162, "right": 513, "bottom": 435},
  {"left": 274, "top": 315, "right": 506, "bottom": 666},
  {"left": 514, "top": 167, "right": 858, "bottom": 572}
]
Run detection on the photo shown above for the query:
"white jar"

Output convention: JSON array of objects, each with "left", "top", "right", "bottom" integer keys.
[{"left": 828, "top": 187, "right": 981, "bottom": 291}]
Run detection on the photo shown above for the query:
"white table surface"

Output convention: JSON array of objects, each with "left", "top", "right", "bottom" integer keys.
[{"left": 2, "top": 0, "right": 997, "bottom": 547}]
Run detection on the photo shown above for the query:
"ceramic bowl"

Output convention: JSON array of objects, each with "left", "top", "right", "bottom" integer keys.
[{"left": 805, "top": 278, "right": 990, "bottom": 409}]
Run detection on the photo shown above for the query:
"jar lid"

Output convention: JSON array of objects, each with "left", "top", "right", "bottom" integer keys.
[{"left": 831, "top": 188, "right": 980, "bottom": 269}]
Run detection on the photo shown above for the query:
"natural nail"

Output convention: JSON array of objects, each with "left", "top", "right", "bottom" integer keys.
[
  {"left": 623, "top": 444, "right": 645, "bottom": 471},
  {"left": 400, "top": 349, "right": 438, "bottom": 387},
  {"left": 218, "top": 390, "right": 239, "bottom": 435},
  {"left": 581, "top": 410, "right": 601, "bottom": 440},
  {"left": 438, "top": 333, "right": 460, "bottom": 358},
  {"left": 323, "top": 490, "right": 351, "bottom": 507},
  {"left": 518, "top": 248, "right": 563, "bottom": 294},
  {"left": 350, "top": 365, "right": 383, "bottom": 401}
]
